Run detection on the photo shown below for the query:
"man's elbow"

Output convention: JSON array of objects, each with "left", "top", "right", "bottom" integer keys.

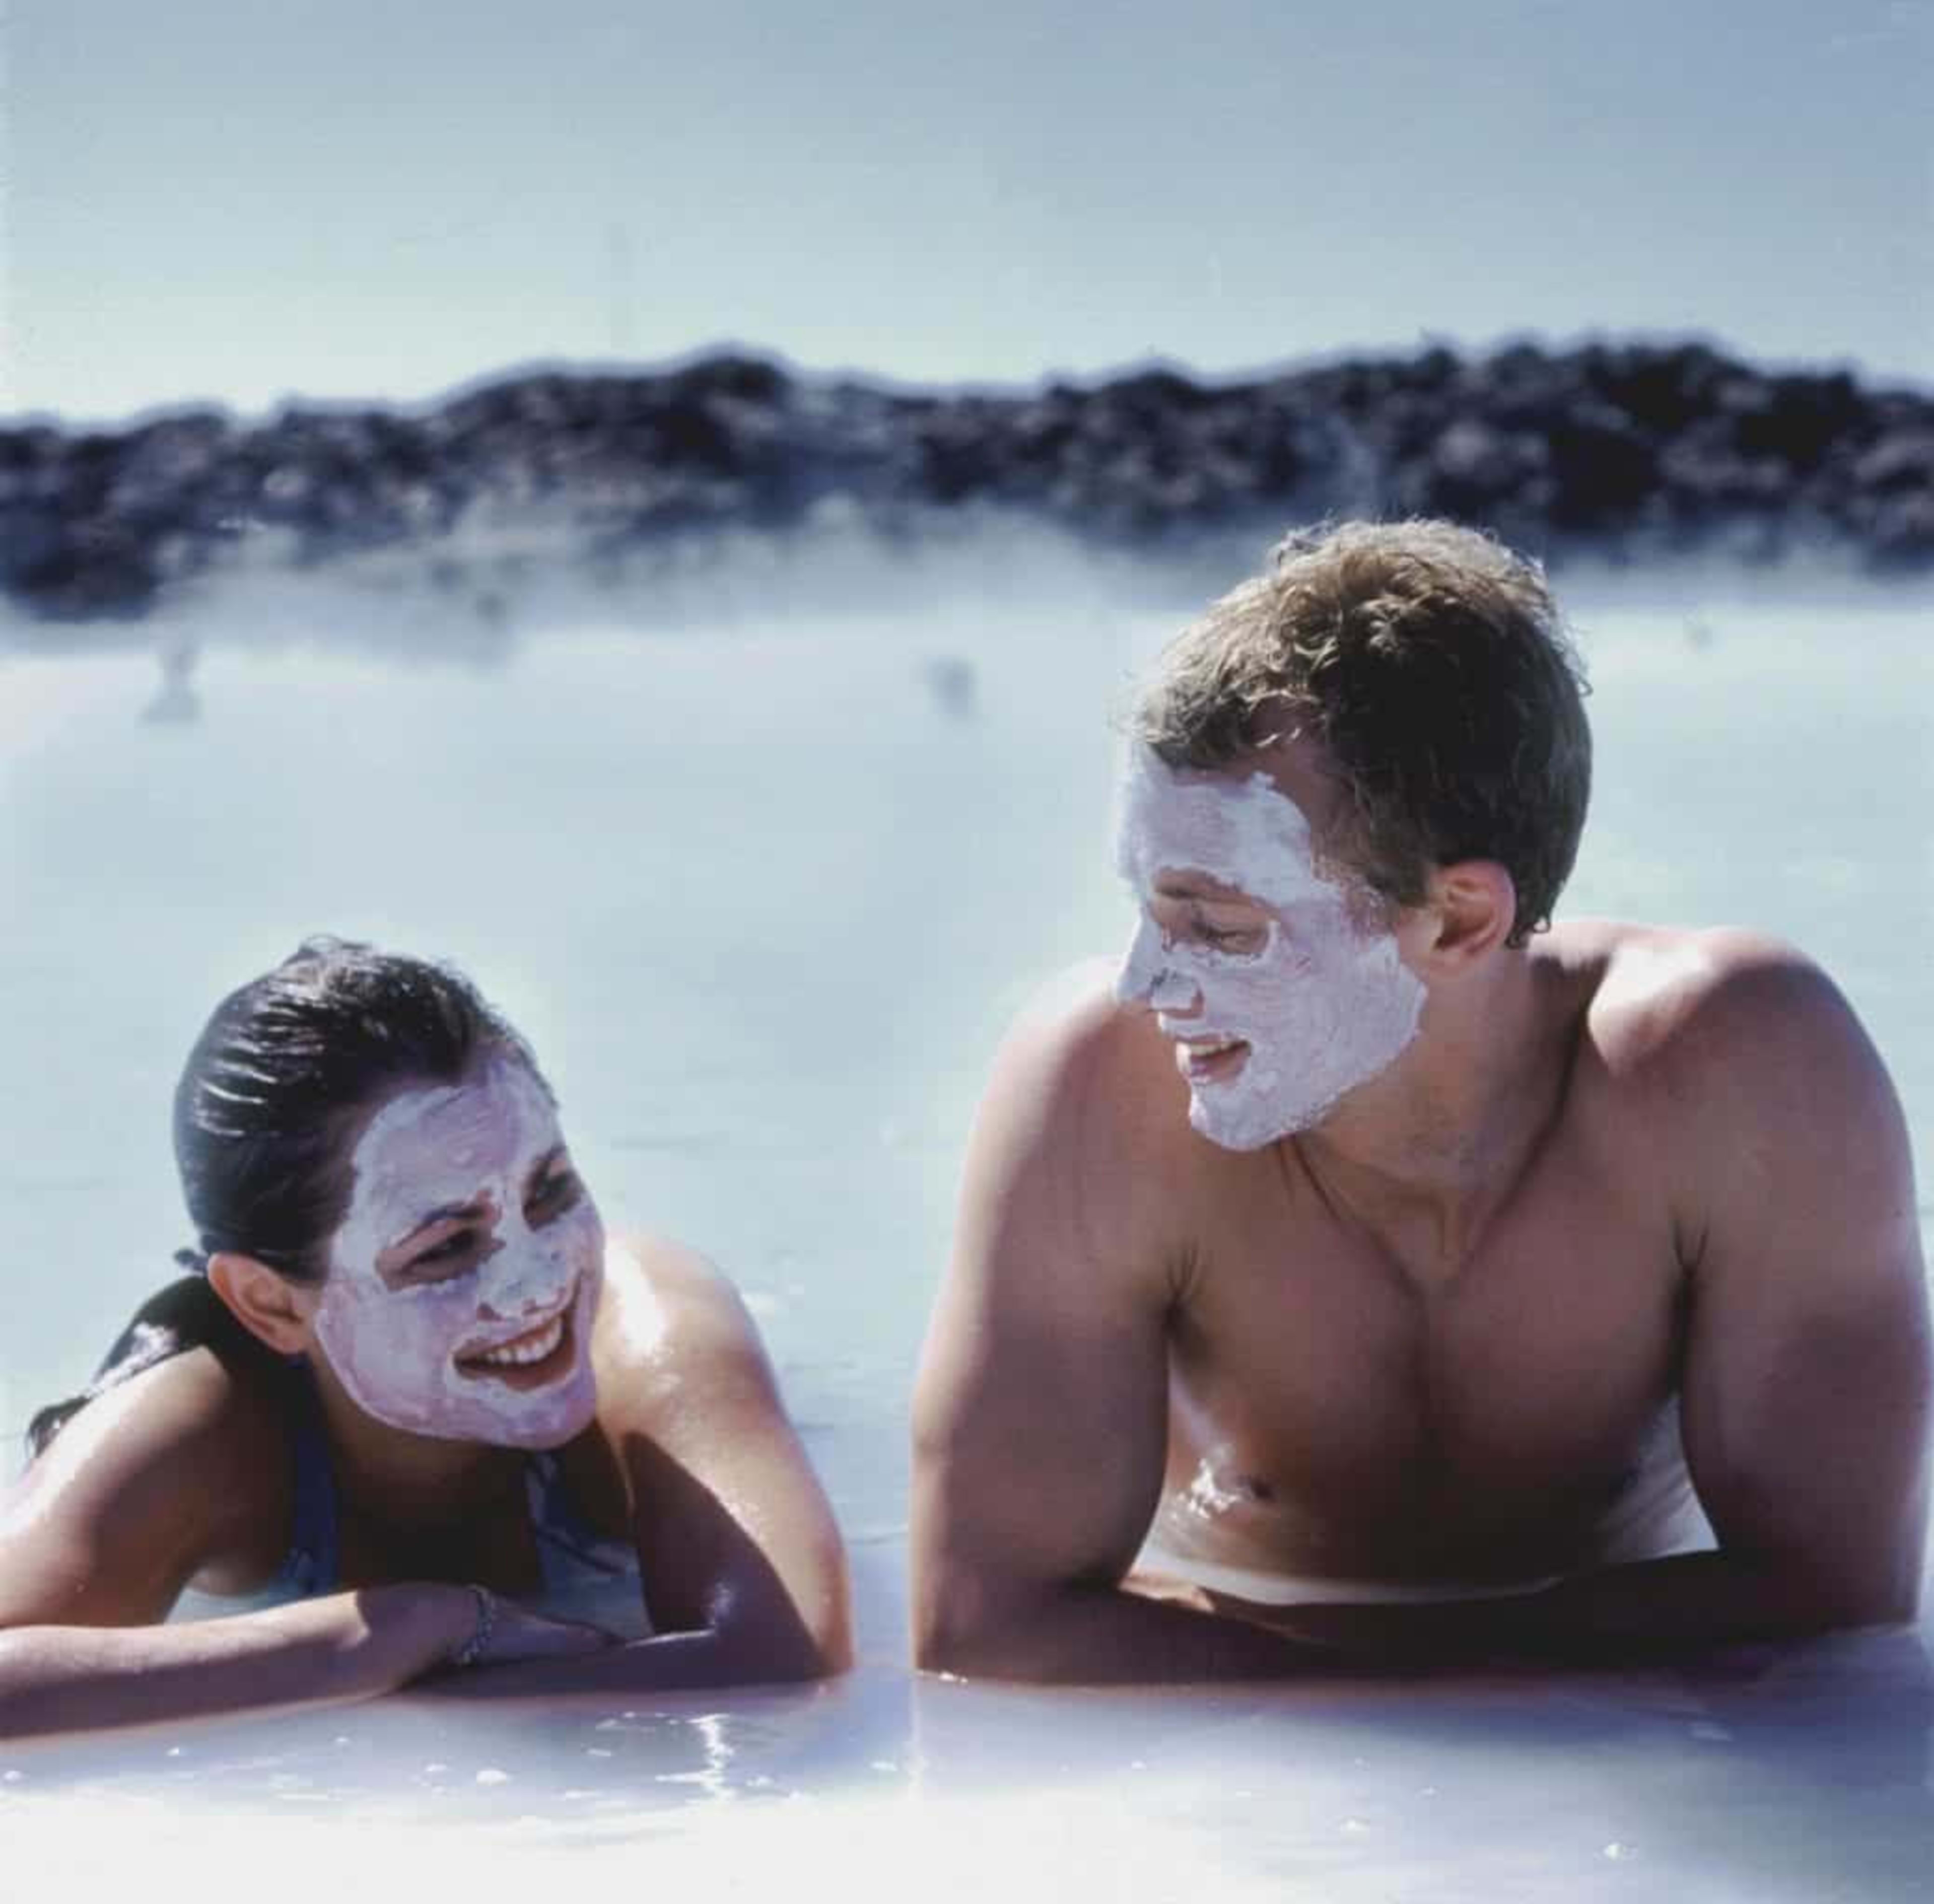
[
  {"left": 1769, "top": 1547, "right": 1922, "bottom": 1637},
  {"left": 912, "top": 1564, "right": 1057, "bottom": 1682},
  {"left": 1826, "top": 1564, "right": 1921, "bottom": 1633},
  {"left": 911, "top": 1580, "right": 979, "bottom": 1677}
]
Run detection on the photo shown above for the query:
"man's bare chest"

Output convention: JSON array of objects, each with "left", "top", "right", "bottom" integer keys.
[{"left": 1157, "top": 1147, "right": 1689, "bottom": 1572}]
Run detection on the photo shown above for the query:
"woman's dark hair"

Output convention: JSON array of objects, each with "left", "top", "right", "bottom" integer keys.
[{"left": 26, "top": 937, "right": 541, "bottom": 1457}]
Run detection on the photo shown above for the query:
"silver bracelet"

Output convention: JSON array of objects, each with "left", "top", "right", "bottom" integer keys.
[{"left": 450, "top": 1584, "right": 497, "bottom": 1669}]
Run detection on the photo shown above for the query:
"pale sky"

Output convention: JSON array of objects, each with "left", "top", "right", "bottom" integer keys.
[{"left": 3, "top": 0, "right": 1930, "bottom": 421}]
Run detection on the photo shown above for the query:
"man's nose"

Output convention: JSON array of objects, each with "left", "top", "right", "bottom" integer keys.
[{"left": 1115, "top": 920, "right": 1201, "bottom": 1015}]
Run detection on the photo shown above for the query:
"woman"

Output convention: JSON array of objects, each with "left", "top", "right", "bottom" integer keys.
[{"left": 0, "top": 938, "right": 851, "bottom": 1737}]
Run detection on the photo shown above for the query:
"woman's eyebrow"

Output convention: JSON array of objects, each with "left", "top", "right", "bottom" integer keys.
[{"left": 387, "top": 1195, "right": 494, "bottom": 1256}]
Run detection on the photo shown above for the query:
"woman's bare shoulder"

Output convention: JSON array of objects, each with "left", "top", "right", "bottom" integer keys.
[
  {"left": 1, "top": 1349, "right": 290, "bottom": 1624},
  {"left": 587, "top": 1235, "right": 774, "bottom": 1421}
]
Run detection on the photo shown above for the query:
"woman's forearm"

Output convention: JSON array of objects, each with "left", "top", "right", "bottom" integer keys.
[
  {"left": 418, "top": 1618, "right": 838, "bottom": 1701},
  {"left": 0, "top": 1584, "right": 475, "bottom": 1740}
]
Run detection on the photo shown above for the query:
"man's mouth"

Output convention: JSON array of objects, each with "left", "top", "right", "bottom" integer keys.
[
  {"left": 456, "top": 1293, "right": 578, "bottom": 1389},
  {"left": 1172, "top": 1035, "right": 1250, "bottom": 1084}
]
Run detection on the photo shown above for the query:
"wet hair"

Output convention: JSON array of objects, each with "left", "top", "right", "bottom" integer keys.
[
  {"left": 1130, "top": 519, "right": 1592, "bottom": 947},
  {"left": 26, "top": 937, "right": 542, "bottom": 1457}
]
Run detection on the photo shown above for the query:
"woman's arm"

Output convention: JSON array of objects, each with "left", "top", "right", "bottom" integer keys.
[
  {"left": 0, "top": 1586, "right": 476, "bottom": 1738},
  {"left": 0, "top": 1354, "right": 609, "bottom": 1738},
  {"left": 495, "top": 1237, "right": 852, "bottom": 1693}
]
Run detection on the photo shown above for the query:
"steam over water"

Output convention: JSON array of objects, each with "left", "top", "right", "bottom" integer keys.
[{"left": 2, "top": 556, "right": 1929, "bottom": 1898}]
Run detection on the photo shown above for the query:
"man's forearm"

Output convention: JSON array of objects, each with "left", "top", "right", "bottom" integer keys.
[
  {"left": 921, "top": 1547, "right": 1905, "bottom": 1685},
  {"left": 1223, "top": 1549, "right": 1909, "bottom": 1667},
  {"left": 917, "top": 1576, "right": 1355, "bottom": 1684}
]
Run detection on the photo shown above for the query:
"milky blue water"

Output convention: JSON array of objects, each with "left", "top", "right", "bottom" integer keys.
[{"left": 1, "top": 566, "right": 1929, "bottom": 1900}]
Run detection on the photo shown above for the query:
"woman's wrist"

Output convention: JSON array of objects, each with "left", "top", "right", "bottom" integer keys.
[
  {"left": 445, "top": 1585, "right": 497, "bottom": 1669},
  {"left": 353, "top": 1581, "right": 481, "bottom": 1681}
]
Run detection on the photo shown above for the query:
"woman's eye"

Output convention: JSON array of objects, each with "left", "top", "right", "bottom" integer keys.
[
  {"left": 528, "top": 1170, "right": 581, "bottom": 1220},
  {"left": 411, "top": 1230, "right": 477, "bottom": 1273}
]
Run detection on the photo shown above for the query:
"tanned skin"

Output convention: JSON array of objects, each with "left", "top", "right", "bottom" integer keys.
[
  {"left": 913, "top": 736, "right": 1929, "bottom": 1683},
  {"left": 1, "top": 1236, "right": 851, "bottom": 1737}
]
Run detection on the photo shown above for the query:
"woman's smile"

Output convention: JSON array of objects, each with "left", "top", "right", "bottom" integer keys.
[{"left": 454, "top": 1291, "right": 581, "bottom": 1390}]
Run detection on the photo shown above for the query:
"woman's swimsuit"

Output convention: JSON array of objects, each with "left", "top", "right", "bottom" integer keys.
[{"left": 270, "top": 1360, "right": 640, "bottom": 1603}]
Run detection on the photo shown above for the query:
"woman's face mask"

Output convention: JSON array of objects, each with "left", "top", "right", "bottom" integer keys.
[{"left": 309, "top": 1060, "right": 605, "bottom": 1447}]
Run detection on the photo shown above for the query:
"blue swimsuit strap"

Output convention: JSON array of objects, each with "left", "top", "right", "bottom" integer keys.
[
  {"left": 271, "top": 1360, "right": 628, "bottom": 1598},
  {"left": 273, "top": 1358, "right": 341, "bottom": 1596},
  {"left": 524, "top": 1450, "right": 634, "bottom": 1588}
]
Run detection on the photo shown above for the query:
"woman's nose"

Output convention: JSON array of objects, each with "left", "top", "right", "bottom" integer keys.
[{"left": 475, "top": 1238, "right": 565, "bottom": 1317}]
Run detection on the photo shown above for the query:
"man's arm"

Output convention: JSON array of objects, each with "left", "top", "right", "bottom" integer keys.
[
  {"left": 912, "top": 991, "right": 1339, "bottom": 1683},
  {"left": 1660, "top": 946, "right": 1928, "bottom": 1631}
]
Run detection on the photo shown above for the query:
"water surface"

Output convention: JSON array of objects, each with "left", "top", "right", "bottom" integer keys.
[{"left": 2, "top": 574, "right": 1928, "bottom": 1898}]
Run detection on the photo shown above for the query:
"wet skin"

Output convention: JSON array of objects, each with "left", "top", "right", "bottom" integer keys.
[
  {"left": 1139, "top": 931, "right": 1693, "bottom": 1592},
  {"left": 913, "top": 747, "right": 1929, "bottom": 1680}
]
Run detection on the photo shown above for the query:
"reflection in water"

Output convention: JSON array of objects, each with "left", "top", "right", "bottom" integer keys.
[
  {"left": 4, "top": 1632, "right": 1932, "bottom": 1896},
  {"left": 141, "top": 639, "right": 200, "bottom": 725},
  {"left": 904, "top": 1628, "right": 1934, "bottom": 1897},
  {"left": 921, "top": 655, "right": 977, "bottom": 719}
]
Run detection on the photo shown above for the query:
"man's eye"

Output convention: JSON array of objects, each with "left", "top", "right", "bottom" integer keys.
[{"left": 1196, "top": 923, "right": 1259, "bottom": 951}]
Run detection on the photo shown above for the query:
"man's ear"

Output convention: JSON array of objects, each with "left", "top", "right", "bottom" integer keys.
[
  {"left": 206, "top": 1252, "right": 316, "bottom": 1356},
  {"left": 1415, "top": 860, "right": 1517, "bottom": 972}
]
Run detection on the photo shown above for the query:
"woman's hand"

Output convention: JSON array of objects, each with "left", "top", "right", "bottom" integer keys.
[{"left": 446, "top": 1590, "right": 620, "bottom": 1671}]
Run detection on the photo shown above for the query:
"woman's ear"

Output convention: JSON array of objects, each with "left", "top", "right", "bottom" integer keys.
[
  {"left": 1415, "top": 860, "right": 1518, "bottom": 973},
  {"left": 206, "top": 1252, "right": 316, "bottom": 1356}
]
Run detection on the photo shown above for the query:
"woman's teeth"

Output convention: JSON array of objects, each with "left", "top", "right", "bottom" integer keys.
[{"left": 472, "top": 1313, "right": 565, "bottom": 1367}]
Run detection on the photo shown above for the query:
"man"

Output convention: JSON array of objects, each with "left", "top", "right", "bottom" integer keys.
[{"left": 912, "top": 519, "right": 1929, "bottom": 1681}]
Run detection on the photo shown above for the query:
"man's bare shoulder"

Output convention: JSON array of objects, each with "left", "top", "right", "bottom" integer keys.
[
  {"left": 1554, "top": 920, "right": 1867, "bottom": 1078},
  {"left": 1550, "top": 919, "right": 1902, "bottom": 1185},
  {"left": 982, "top": 956, "right": 1184, "bottom": 1154},
  {"left": 945, "top": 957, "right": 1206, "bottom": 1305}
]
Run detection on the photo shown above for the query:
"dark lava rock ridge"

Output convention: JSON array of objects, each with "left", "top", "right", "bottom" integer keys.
[{"left": 2, "top": 339, "right": 1929, "bottom": 622}]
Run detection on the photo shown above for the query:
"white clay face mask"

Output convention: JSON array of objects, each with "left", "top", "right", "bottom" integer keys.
[
  {"left": 311, "top": 1059, "right": 606, "bottom": 1448},
  {"left": 1113, "top": 746, "right": 1425, "bottom": 1150}
]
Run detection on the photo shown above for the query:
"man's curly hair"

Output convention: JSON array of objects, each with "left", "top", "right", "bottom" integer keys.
[{"left": 1131, "top": 520, "right": 1591, "bottom": 947}]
